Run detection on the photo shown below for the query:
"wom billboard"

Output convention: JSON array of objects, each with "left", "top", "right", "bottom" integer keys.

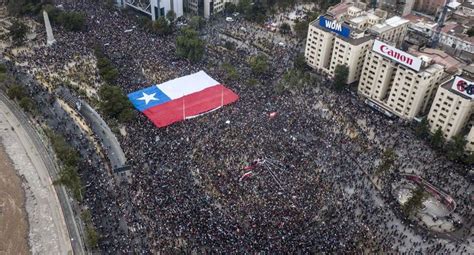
[
  {"left": 319, "top": 16, "right": 351, "bottom": 38},
  {"left": 373, "top": 40, "right": 422, "bottom": 72},
  {"left": 451, "top": 76, "right": 474, "bottom": 99}
]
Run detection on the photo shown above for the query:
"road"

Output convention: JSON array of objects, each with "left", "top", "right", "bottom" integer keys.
[{"left": 0, "top": 92, "right": 85, "bottom": 254}]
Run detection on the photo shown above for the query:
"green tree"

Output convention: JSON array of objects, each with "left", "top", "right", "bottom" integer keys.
[
  {"left": 19, "top": 97, "right": 35, "bottom": 113},
  {"left": 431, "top": 127, "right": 445, "bottom": 150},
  {"left": 294, "top": 53, "right": 307, "bottom": 70},
  {"left": 7, "top": 0, "right": 44, "bottom": 16},
  {"left": 375, "top": 148, "right": 397, "bottom": 176},
  {"left": 280, "top": 22, "right": 291, "bottom": 34},
  {"left": 58, "top": 11, "right": 86, "bottom": 32},
  {"left": 85, "top": 225, "right": 100, "bottom": 248},
  {"left": 224, "top": 2, "right": 237, "bottom": 14},
  {"left": 176, "top": 28, "right": 205, "bottom": 63},
  {"left": 153, "top": 16, "right": 171, "bottom": 35},
  {"left": 402, "top": 186, "right": 426, "bottom": 216},
  {"left": 333, "top": 64, "right": 349, "bottom": 92},
  {"left": 446, "top": 134, "right": 467, "bottom": 161},
  {"left": 7, "top": 84, "right": 26, "bottom": 100},
  {"left": 237, "top": 0, "right": 252, "bottom": 15},
  {"left": 221, "top": 63, "right": 238, "bottom": 80},
  {"left": 293, "top": 19, "right": 309, "bottom": 39},
  {"left": 467, "top": 27, "right": 474, "bottom": 37},
  {"left": 224, "top": 41, "right": 236, "bottom": 51},
  {"left": 248, "top": 54, "right": 269, "bottom": 75},
  {"left": 98, "top": 85, "right": 134, "bottom": 123},
  {"left": 54, "top": 165, "right": 82, "bottom": 201},
  {"left": 8, "top": 20, "right": 29, "bottom": 46},
  {"left": 414, "top": 118, "right": 430, "bottom": 140},
  {"left": 166, "top": 10, "right": 176, "bottom": 21},
  {"left": 189, "top": 16, "right": 205, "bottom": 30}
]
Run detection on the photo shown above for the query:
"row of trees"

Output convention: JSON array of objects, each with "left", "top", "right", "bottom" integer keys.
[
  {"left": 93, "top": 45, "right": 134, "bottom": 123},
  {"left": 81, "top": 210, "right": 100, "bottom": 248},
  {"left": 414, "top": 119, "right": 474, "bottom": 164},
  {"left": 44, "top": 5, "right": 86, "bottom": 32},
  {"left": 7, "top": 83, "right": 36, "bottom": 114},
  {"left": 44, "top": 128, "right": 83, "bottom": 201},
  {"left": 6, "top": 0, "right": 46, "bottom": 16}
]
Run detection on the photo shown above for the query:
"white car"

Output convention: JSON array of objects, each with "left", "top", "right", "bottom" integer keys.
[{"left": 226, "top": 17, "right": 234, "bottom": 22}]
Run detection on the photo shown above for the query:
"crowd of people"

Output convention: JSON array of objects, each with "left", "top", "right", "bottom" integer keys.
[{"left": 5, "top": 0, "right": 472, "bottom": 253}]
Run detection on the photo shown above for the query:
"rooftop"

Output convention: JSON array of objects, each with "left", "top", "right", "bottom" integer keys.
[
  {"left": 370, "top": 16, "right": 409, "bottom": 34},
  {"left": 327, "top": 0, "right": 354, "bottom": 18},
  {"left": 311, "top": 17, "right": 373, "bottom": 45},
  {"left": 441, "top": 76, "right": 474, "bottom": 100},
  {"left": 408, "top": 47, "right": 464, "bottom": 74}
]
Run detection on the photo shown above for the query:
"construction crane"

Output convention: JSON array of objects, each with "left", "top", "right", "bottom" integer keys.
[{"left": 428, "top": 0, "right": 453, "bottom": 48}]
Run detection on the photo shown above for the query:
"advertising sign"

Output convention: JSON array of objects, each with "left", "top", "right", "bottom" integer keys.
[
  {"left": 372, "top": 40, "right": 422, "bottom": 71},
  {"left": 451, "top": 76, "right": 474, "bottom": 99},
  {"left": 319, "top": 16, "right": 351, "bottom": 38}
]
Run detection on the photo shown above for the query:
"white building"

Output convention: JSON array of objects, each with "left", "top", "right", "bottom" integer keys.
[
  {"left": 186, "top": 0, "right": 237, "bottom": 18},
  {"left": 120, "top": 0, "right": 184, "bottom": 21},
  {"left": 304, "top": 6, "right": 409, "bottom": 84},
  {"left": 358, "top": 39, "right": 446, "bottom": 120}
]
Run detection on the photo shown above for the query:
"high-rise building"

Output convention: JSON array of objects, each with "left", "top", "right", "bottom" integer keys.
[
  {"left": 378, "top": 0, "right": 416, "bottom": 16},
  {"left": 304, "top": 4, "right": 409, "bottom": 84},
  {"left": 427, "top": 67, "right": 474, "bottom": 151},
  {"left": 186, "top": 0, "right": 236, "bottom": 18},
  {"left": 358, "top": 39, "right": 446, "bottom": 120},
  {"left": 120, "top": 0, "right": 184, "bottom": 20}
]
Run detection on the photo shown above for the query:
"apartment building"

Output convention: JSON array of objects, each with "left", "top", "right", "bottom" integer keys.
[
  {"left": 427, "top": 68, "right": 474, "bottom": 151},
  {"left": 358, "top": 39, "right": 445, "bottom": 120},
  {"left": 186, "top": 0, "right": 232, "bottom": 18},
  {"left": 120, "top": 0, "right": 184, "bottom": 20},
  {"left": 305, "top": 7, "right": 409, "bottom": 84},
  {"left": 368, "top": 16, "right": 409, "bottom": 47}
]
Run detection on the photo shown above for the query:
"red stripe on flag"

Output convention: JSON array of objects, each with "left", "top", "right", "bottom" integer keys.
[{"left": 143, "top": 84, "right": 239, "bottom": 128}]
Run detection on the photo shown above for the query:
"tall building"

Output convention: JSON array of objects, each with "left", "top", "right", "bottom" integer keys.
[
  {"left": 378, "top": 0, "right": 416, "bottom": 16},
  {"left": 304, "top": 5, "right": 409, "bottom": 84},
  {"left": 121, "top": 0, "right": 184, "bottom": 20},
  {"left": 427, "top": 67, "right": 474, "bottom": 151},
  {"left": 414, "top": 0, "right": 446, "bottom": 16},
  {"left": 358, "top": 39, "right": 445, "bottom": 120},
  {"left": 186, "top": 0, "right": 236, "bottom": 18}
]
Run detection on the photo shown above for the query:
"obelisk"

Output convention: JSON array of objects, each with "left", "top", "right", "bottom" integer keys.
[{"left": 43, "top": 10, "right": 56, "bottom": 46}]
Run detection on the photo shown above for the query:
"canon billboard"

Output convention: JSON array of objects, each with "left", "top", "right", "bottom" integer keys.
[
  {"left": 451, "top": 76, "right": 474, "bottom": 99},
  {"left": 373, "top": 40, "right": 422, "bottom": 72}
]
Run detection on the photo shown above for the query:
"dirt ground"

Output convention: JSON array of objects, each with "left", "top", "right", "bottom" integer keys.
[{"left": 0, "top": 144, "right": 29, "bottom": 255}]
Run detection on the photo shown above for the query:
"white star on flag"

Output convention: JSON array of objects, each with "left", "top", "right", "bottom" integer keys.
[{"left": 137, "top": 92, "right": 158, "bottom": 105}]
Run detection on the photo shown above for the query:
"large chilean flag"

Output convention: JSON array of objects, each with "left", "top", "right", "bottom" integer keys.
[{"left": 128, "top": 71, "right": 239, "bottom": 128}]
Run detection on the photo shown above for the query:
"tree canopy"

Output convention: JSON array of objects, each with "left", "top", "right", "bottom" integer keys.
[
  {"left": 333, "top": 64, "right": 349, "bottom": 92},
  {"left": 248, "top": 54, "right": 269, "bottom": 75},
  {"left": 8, "top": 20, "right": 29, "bottom": 46},
  {"left": 44, "top": 5, "right": 86, "bottom": 32},
  {"left": 153, "top": 16, "right": 172, "bottom": 35},
  {"left": 98, "top": 85, "right": 134, "bottom": 123},
  {"left": 176, "top": 28, "right": 205, "bottom": 63}
]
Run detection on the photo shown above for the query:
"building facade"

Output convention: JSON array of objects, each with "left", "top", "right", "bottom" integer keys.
[
  {"left": 427, "top": 71, "right": 474, "bottom": 151},
  {"left": 186, "top": 0, "right": 236, "bottom": 18},
  {"left": 121, "top": 0, "right": 184, "bottom": 20},
  {"left": 358, "top": 39, "right": 445, "bottom": 120},
  {"left": 304, "top": 7, "right": 409, "bottom": 84}
]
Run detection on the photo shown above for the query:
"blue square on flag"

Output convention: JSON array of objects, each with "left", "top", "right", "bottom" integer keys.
[{"left": 128, "top": 85, "right": 171, "bottom": 112}]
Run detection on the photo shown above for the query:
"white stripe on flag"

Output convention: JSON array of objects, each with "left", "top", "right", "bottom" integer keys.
[{"left": 156, "top": 71, "right": 220, "bottom": 100}]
